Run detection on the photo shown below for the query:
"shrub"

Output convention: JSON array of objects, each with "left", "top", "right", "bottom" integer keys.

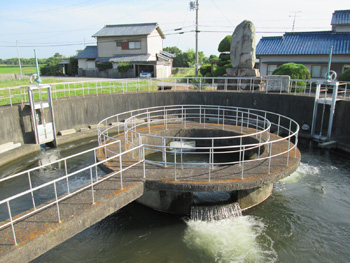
[
  {"left": 338, "top": 68, "right": 350, "bottom": 81},
  {"left": 213, "top": 63, "right": 232, "bottom": 77},
  {"left": 117, "top": 62, "right": 131, "bottom": 73},
  {"left": 40, "top": 56, "right": 64, "bottom": 76},
  {"left": 199, "top": 63, "right": 212, "bottom": 76},
  {"left": 272, "top": 63, "right": 310, "bottom": 80},
  {"left": 97, "top": 62, "right": 113, "bottom": 71},
  {"left": 40, "top": 64, "right": 63, "bottom": 76},
  {"left": 217, "top": 60, "right": 231, "bottom": 67},
  {"left": 218, "top": 35, "right": 232, "bottom": 53},
  {"left": 219, "top": 53, "right": 230, "bottom": 61}
]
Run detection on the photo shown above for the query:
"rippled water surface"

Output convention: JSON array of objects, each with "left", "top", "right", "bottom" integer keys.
[{"left": 3, "top": 140, "right": 350, "bottom": 263}]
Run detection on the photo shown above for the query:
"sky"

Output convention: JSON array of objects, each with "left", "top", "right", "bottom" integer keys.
[{"left": 0, "top": 0, "right": 349, "bottom": 59}]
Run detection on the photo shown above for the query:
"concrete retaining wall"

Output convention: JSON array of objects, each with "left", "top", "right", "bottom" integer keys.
[{"left": 0, "top": 91, "right": 349, "bottom": 146}]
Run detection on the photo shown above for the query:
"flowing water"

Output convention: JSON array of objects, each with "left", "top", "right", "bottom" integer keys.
[{"left": 1, "top": 139, "right": 350, "bottom": 263}]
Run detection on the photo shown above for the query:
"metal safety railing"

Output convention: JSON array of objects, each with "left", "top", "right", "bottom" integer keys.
[
  {"left": 1, "top": 77, "right": 349, "bottom": 107},
  {"left": 0, "top": 140, "right": 144, "bottom": 246},
  {"left": 1, "top": 104, "right": 300, "bottom": 246},
  {"left": 97, "top": 105, "right": 300, "bottom": 182}
]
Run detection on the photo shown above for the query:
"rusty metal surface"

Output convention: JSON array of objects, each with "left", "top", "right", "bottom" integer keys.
[{"left": 99, "top": 123, "right": 301, "bottom": 192}]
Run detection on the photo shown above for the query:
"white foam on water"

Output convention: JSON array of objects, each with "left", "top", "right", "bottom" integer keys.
[
  {"left": 280, "top": 162, "right": 320, "bottom": 183},
  {"left": 169, "top": 141, "right": 196, "bottom": 152},
  {"left": 184, "top": 216, "right": 277, "bottom": 263}
]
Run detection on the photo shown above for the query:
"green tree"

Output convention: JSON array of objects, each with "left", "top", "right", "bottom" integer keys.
[
  {"left": 338, "top": 68, "right": 350, "bottom": 81},
  {"left": 218, "top": 35, "right": 231, "bottom": 53},
  {"left": 68, "top": 56, "right": 78, "bottom": 76},
  {"left": 164, "top": 46, "right": 184, "bottom": 67},
  {"left": 40, "top": 56, "right": 63, "bottom": 76},
  {"left": 209, "top": 55, "right": 219, "bottom": 62},
  {"left": 272, "top": 63, "right": 310, "bottom": 79}
]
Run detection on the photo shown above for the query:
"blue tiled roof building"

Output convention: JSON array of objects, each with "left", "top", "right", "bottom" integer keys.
[{"left": 256, "top": 10, "right": 350, "bottom": 78}]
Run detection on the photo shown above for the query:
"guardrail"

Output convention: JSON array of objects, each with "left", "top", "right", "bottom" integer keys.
[
  {"left": 97, "top": 105, "right": 300, "bottom": 181},
  {"left": 0, "top": 140, "right": 144, "bottom": 246},
  {"left": 1, "top": 77, "right": 349, "bottom": 107},
  {"left": 1, "top": 103, "right": 300, "bottom": 246}
]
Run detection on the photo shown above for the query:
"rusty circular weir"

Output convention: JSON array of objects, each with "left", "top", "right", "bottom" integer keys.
[{"left": 97, "top": 105, "right": 301, "bottom": 191}]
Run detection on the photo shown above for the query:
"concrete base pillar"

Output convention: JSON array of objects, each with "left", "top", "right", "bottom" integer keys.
[
  {"left": 136, "top": 189, "right": 193, "bottom": 215},
  {"left": 236, "top": 183, "right": 273, "bottom": 210},
  {"left": 137, "top": 184, "right": 273, "bottom": 215}
]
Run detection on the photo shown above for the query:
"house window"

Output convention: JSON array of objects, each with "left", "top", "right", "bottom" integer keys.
[
  {"left": 311, "top": 65, "right": 321, "bottom": 78},
  {"left": 121, "top": 41, "right": 141, "bottom": 50},
  {"left": 267, "top": 65, "right": 277, "bottom": 75},
  {"left": 311, "top": 65, "right": 328, "bottom": 78},
  {"left": 129, "top": 41, "right": 141, "bottom": 49},
  {"left": 116, "top": 42, "right": 122, "bottom": 47}
]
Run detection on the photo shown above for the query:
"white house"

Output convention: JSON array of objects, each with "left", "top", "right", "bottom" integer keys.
[
  {"left": 256, "top": 10, "right": 350, "bottom": 78},
  {"left": 76, "top": 23, "right": 174, "bottom": 78}
]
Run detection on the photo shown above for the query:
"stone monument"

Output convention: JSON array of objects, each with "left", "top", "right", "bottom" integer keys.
[{"left": 226, "top": 20, "right": 260, "bottom": 77}]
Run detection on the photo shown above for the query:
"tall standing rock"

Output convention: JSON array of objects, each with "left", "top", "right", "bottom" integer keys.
[{"left": 226, "top": 20, "right": 260, "bottom": 77}]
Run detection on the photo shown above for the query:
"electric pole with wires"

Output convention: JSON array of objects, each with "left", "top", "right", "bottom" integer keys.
[{"left": 190, "top": 0, "right": 199, "bottom": 77}]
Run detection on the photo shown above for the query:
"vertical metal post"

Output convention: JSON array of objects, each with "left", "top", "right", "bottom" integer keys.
[
  {"left": 90, "top": 167, "right": 95, "bottom": 205},
  {"left": 327, "top": 82, "right": 338, "bottom": 139},
  {"left": 27, "top": 171, "right": 36, "bottom": 210},
  {"left": 241, "top": 146, "right": 245, "bottom": 179},
  {"left": 311, "top": 82, "right": 321, "bottom": 137},
  {"left": 94, "top": 149, "right": 98, "bottom": 181},
  {"left": 119, "top": 152, "right": 123, "bottom": 190},
  {"left": 223, "top": 109, "right": 225, "bottom": 130},
  {"left": 53, "top": 182, "right": 61, "bottom": 223},
  {"left": 162, "top": 138, "right": 167, "bottom": 166},
  {"left": 268, "top": 143, "right": 272, "bottom": 174},
  {"left": 7, "top": 201, "right": 17, "bottom": 246},
  {"left": 64, "top": 159, "right": 70, "bottom": 194},
  {"left": 143, "top": 146, "right": 146, "bottom": 178}
]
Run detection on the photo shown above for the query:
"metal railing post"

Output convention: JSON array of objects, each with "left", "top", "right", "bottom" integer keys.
[
  {"left": 241, "top": 146, "right": 245, "bottom": 179},
  {"left": 268, "top": 143, "right": 272, "bottom": 174},
  {"left": 7, "top": 201, "right": 18, "bottom": 245},
  {"left": 90, "top": 167, "right": 95, "bottom": 205},
  {"left": 53, "top": 182, "right": 61, "bottom": 223},
  {"left": 64, "top": 159, "right": 70, "bottom": 194},
  {"left": 27, "top": 171, "right": 36, "bottom": 210},
  {"left": 119, "top": 153, "right": 123, "bottom": 190},
  {"left": 143, "top": 146, "right": 146, "bottom": 178}
]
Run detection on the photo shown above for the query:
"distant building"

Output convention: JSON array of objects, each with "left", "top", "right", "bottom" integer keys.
[
  {"left": 256, "top": 10, "right": 350, "bottom": 78},
  {"left": 76, "top": 23, "right": 174, "bottom": 78}
]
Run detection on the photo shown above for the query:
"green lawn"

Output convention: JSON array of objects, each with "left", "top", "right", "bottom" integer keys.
[
  {"left": 0, "top": 79, "right": 157, "bottom": 106},
  {"left": 0, "top": 64, "right": 43, "bottom": 75}
]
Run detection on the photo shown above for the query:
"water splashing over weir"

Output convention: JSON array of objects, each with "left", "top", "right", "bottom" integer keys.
[{"left": 190, "top": 202, "right": 242, "bottom": 221}]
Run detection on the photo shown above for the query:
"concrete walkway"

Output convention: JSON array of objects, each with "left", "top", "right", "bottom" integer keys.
[{"left": 0, "top": 173, "right": 144, "bottom": 263}]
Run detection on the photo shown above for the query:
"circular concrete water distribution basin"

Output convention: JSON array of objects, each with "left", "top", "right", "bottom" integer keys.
[{"left": 97, "top": 105, "right": 301, "bottom": 214}]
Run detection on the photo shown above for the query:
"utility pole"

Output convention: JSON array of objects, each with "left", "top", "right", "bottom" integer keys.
[
  {"left": 190, "top": 0, "right": 199, "bottom": 77},
  {"left": 16, "top": 40, "right": 23, "bottom": 80},
  {"left": 290, "top": 11, "right": 301, "bottom": 32}
]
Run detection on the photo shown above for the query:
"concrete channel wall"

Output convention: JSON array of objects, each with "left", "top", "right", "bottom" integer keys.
[{"left": 1, "top": 91, "right": 350, "bottom": 147}]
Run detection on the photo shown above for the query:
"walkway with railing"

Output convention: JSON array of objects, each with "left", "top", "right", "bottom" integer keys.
[
  {"left": 0, "top": 141, "right": 145, "bottom": 262},
  {"left": 1, "top": 77, "right": 349, "bottom": 107},
  {"left": 0, "top": 103, "right": 302, "bottom": 261}
]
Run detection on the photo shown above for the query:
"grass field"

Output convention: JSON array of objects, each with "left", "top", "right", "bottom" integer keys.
[
  {"left": 0, "top": 79, "right": 157, "bottom": 106},
  {"left": 0, "top": 64, "right": 43, "bottom": 75}
]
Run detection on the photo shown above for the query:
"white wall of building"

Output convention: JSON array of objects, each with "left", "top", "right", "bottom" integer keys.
[
  {"left": 97, "top": 36, "right": 148, "bottom": 57},
  {"left": 147, "top": 29, "right": 163, "bottom": 57},
  {"left": 78, "top": 59, "right": 96, "bottom": 69}
]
